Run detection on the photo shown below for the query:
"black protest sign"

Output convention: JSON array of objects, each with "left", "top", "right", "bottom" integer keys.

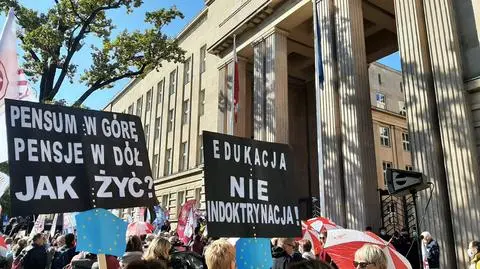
[
  {"left": 203, "top": 131, "right": 301, "bottom": 238},
  {"left": 5, "top": 99, "right": 157, "bottom": 216}
]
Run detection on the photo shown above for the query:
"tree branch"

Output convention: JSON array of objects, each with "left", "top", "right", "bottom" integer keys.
[
  {"left": 51, "top": 2, "right": 122, "bottom": 100},
  {"left": 73, "top": 64, "right": 147, "bottom": 106},
  {"left": 68, "top": 0, "right": 86, "bottom": 23},
  {"left": 18, "top": 34, "right": 41, "bottom": 62}
]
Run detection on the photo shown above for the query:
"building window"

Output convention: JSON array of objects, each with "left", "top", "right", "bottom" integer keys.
[
  {"left": 184, "top": 57, "right": 191, "bottom": 85},
  {"left": 198, "top": 134, "right": 204, "bottom": 165},
  {"left": 128, "top": 104, "right": 134, "bottom": 115},
  {"left": 378, "top": 73, "right": 382, "bottom": 85},
  {"left": 379, "top": 126, "right": 391, "bottom": 147},
  {"left": 169, "top": 70, "right": 176, "bottom": 95},
  {"left": 199, "top": 89, "right": 205, "bottom": 116},
  {"left": 161, "top": 195, "right": 169, "bottom": 208},
  {"left": 167, "top": 109, "right": 174, "bottom": 132},
  {"left": 144, "top": 124, "right": 150, "bottom": 143},
  {"left": 383, "top": 161, "right": 392, "bottom": 186},
  {"left": 165, "top": 148, "right": 173, "bottom": 176},
  {"left": 146, "top": 89, "right": 152, "bottom": 112},
  {"left": 195, "top": 187, "right": 202, "bottom": 207},
  {"left": 136, "top": 97, "right": 143, "bottom": 117},
  {"left": 200, "top": 45, "right": 206, "bottom": 74},
  {"left": 376, "top": 92, "right": 386, "bottom": 109},
  {"left": 180, "top": 142, "right": 188, "bottom": 171},
  {"left": 182, "top": 100, "right": 189, "bottom": 125},
  {"left": 177, "top": 191, "right": 185, "bottom": 215},
  {"left": 152, "top": 154, "right": 158, "bottom": 178},
  {"left": 157, "top": 80, "right": 164, "bottom": 105},
  {"left": 402, "top": 132, "right": 410, "bottom": 151},
  {"left": 406, "top": 165, "right": 413, "bottom": 171},
  {"left": 399, "top": 101, "right": 406, "bottom": 116},
  {"left": 154, "top": 118, "right": 160, "bottom": 139}
]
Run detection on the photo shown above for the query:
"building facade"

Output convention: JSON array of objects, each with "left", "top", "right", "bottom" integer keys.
[{"left": 104, "top": 1, "right": 480, "bottom": 268}]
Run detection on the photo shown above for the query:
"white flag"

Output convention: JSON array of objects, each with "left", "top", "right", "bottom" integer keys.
[
  {"left": 50, "top": 214, "right": 58, "bottom": 238},
  {"left": 0, "top": 8, "right": 20, "bottom": 163},
  {"left": 30, "top": 214, "right": 46, "bottom": 237}
]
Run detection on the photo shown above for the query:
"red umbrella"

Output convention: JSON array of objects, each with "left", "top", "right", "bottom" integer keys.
[
  {"left": 126, "top": 221, "right": 154, "bottom": 236},
  {"left": 324, "top": 229, "right": 412, "bottom": 269},
  {"left": 300, "top": 217, "right": 342, "bottom": 255}
]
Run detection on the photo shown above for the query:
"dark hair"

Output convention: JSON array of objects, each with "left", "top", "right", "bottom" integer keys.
[
  {"left": 288, "top": 260, "right": 333, "bottom": 269},
  {"left": 299, "top": 240, "right": 312, "bottom": 252},
  {"left": 32, "top": 233, "right": 43, "bottom": 242},
  {"left": 126, "top": 235, "right": 143, "bottom": 252},
  {"left": 471, "top": 241, "right": 480, "bottom": 251},
  {"left": 65, "top": 233, "right": 75, "bottom": 248},
  {"left": 126, "top": 259, "right": 168, "bottom": 269},
  {"left": 365, "top": 226, "right": 372, "bottom": 232}
]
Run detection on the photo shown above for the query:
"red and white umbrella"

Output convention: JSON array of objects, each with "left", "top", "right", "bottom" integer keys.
[
  {"left": 324, "top": 229, "right": 412, "bottom": 269},
  {"left": 126, "top": 221, "right": 154, "bottom": 236},
  {"left": 300, "top": 217, "right": 342, "bottom": 255}
]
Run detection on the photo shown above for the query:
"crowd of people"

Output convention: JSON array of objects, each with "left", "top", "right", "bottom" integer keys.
[{"left": 0, "top": 217, "right": 478, "bottom": 269}]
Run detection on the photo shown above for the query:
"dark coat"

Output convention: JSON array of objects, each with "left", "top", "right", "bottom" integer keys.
[
  {"left": 425, "top": 240, "right": 440, "bottom": 268},
  {"left": 22, "top": 244, "right": 47, "bottom": 269},
  {"left": 271, "top": 247, "right": 292, "bottom": 269},
  {"left": 51, "top": 246, "right": 78, "bottom": 269}
]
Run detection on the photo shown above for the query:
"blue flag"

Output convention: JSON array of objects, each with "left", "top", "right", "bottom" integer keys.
[
  {"left": 235, "top": 238, "right": 272, "bottom": 269},
  {"left": 75, "top": 208, "right": 127, "bottom": 257}
]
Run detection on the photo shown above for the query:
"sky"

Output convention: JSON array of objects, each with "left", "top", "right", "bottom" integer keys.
[{"left": 0, "top": 1, "right": 401, "bottom": 110}]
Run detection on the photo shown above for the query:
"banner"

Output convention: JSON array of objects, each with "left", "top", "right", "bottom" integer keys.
[
  {"left": 203, "top": 131, "right": 301, "bottom": 238},
  {"left": 133, "top": 207, "right": 145, "bottom": 222},
  {"left": 5, "top": 99, "right": 157, "bottom": 216},
  {"left": 177, "top": 200, "right": 197, "bottom": 244},
  {"left": 29, "top": 214, "right": 46, "bottom": 237},
  {"left": 0, "top": 172, "right": 8, "bottom": 197},
  {"left": 63, "top": 212, "right": 76, "bottom": 234}
]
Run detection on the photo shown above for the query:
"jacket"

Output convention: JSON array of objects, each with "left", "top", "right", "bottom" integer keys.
[
  {"left": 120, "top": 251, "right": 143, "bottom": 268},
  {"left": 271, "top": 247, "right": 292, "bottom": 269},
  {"left": 301, "top": 251, "right": 316, "bottom": 261},
  {"left": 424, "top": 240, "right": 440, "bottom": 268},
  {"left": 470, "top": 253, "right": 480, "bottom": 269},
  {"left": 51, "top": 246, "right": 78, "bottom": 269},
  {"left": 21, "top": 244, "right": 48, "bottom": 269}
]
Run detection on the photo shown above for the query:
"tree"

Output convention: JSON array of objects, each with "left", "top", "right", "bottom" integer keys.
[{"left": 0, "top": 0, "right": 186, "bottom": 106}]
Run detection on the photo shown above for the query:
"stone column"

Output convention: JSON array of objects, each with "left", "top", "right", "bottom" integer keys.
[
  {"left": 253, "top": 28, "right": 289, "bottom": 143},
  {"left": 253, "top": 39, "right": 266, "bottom": 141},
  {"left": 423, "top": 0, "right": 480, "bottom": 266},
  {"left": 234, "top": 57, "right": 250, "bottom": 138},
  {"left": 394, "top": 0, "right": 456, "bottom": 267},
  {"left": 334, "top": 0, "right": 380, "bottom": 230},
  {"left": 314, "top": 0, "right": 346, "bottom": 227}
]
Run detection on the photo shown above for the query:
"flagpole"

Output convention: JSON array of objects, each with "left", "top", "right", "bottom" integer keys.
[{"left": 312, "top": 0, "right": 325, "bottom": 217}]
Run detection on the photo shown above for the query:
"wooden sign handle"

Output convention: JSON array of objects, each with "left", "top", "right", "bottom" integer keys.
[{"left": 98, "top": 254, "right": 107, "bottom": 269}]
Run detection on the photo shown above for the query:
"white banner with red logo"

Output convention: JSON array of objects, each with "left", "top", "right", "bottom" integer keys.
[
  {"left": 177, "top": 200, "right": 197, "bottom": 244},
  {"left": 30, "top": 214, "right": 46, "bottom": 237}
]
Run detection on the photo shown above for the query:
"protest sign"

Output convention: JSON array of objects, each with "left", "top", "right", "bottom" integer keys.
[
  {"left": 203, "top": 131, "right": 301, "bottom": 238},
  {"left": 29, "top": 214, "right": 46, "bottom": 237},
  {"left": 5, "top": 99, "right": 157, "bottom": 216}
]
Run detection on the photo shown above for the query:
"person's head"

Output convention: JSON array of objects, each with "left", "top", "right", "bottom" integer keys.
[
  {"left": 400, "top": 228, "right": 409, "bottom": 238},
  {"left": 287, "top": 259, "right": 333, "bottom": 269},
  {"left": 204, "top": 239, "right": 235, "bottom": 269},
  {"left": 56, "top": 235, "right": 66, "bottom": 247},
  {"left": 32, "top": 233, "right": 45, "bottom": 246},
  {"left": 278, "top": 238, "right": 296, "bottom": 256},
  {"left": 125, "top": 259, "right": 168, "bottom": 269},
  {"left": 354, "top": 244, "right": 387, "bottom": 269},
  {"left": 143, "top": 237, "right": 172, "bottom": 261},
  {"left": 421, "top": 231, "right": 432, "bottom": 244},
  {"left": 365, "top": 226, "right": 373, "bottom": 232},
  {"left": 468, "top": 241, "right": 480, "bottom": 258},
  {"left": 319, "top": 232, "right": 327, "bottom": 244},
  {"left": 65, "top": 233, "right": 76, "bottom": 248},
  {"left": 126, "top": 235, "right": 143, "bottom": 252},
  {"left": 9, "top": 218, "right": 16, "bottom": 224},
  {"left": 379, "top": 227, "right": 386, "bottom": 236},
  {"left": 298, "top": 239, "right": 312, "bottom": 254},
  {"left": 393, "top": 231, "right": 400, "bottom": 238},
  {"left": 271, "top": 238, "right": 278, "bottom": 247}
]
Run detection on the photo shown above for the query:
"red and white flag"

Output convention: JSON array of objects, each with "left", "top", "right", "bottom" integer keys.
[
  {"left": 233, "top": 34, "right": 239, "bottom": 123},
  {"left": 0, "top": 9, "right": 19, "bottom": 163}
]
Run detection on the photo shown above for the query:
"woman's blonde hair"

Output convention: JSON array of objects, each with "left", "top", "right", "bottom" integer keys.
[
  {"left": 354, "top": 244, "right": 387, "bottom": 269},
  {"left": 143, "top": 237, "right": 172, "bottom": 262},
  {"left": 205, "top": 239, "right": 235, "bottom": 269}
]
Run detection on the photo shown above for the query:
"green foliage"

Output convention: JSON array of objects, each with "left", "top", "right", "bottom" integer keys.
[
  {"left": 0, "top": 162, "right": 7, "bottom": 174},
  {"left": 0, "top": 0, "right": 185, "bottom": 105}
]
